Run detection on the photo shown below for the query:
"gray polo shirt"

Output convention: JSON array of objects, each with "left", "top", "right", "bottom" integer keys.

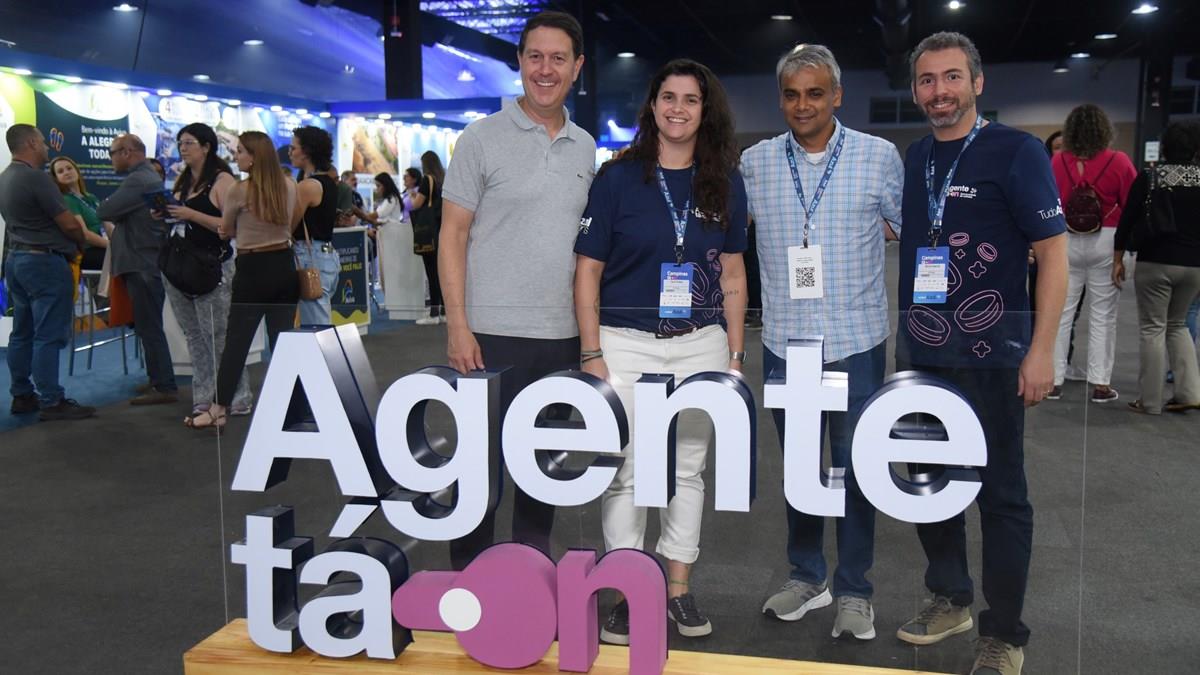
[
  {"left": 0, "top": 160, "right": 75, "bottom": 256},
  {"left": 98, "top": 160, "right": 169, "bottom": 276},
  {"left": 443, "top": 97, "right": 597, "bottom": 339}
]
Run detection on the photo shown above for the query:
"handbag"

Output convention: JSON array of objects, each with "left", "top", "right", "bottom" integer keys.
[
  {"left": 411, "top": 175, "right": 441, "bottom": 255},
  {"left": 158, "top": 225, "right": 222, "bottom": 296},
  {"left": 295, "top": 219, "right": 324, "bottom": 301}
]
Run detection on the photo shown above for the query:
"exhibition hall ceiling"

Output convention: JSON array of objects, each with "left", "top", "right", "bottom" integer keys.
[{"left": 0, "top": 0, "right": 1196, "bottom": 104}]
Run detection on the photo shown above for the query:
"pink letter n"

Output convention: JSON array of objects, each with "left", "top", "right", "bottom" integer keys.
[{"left": 556, "top": 549, "right": 667, "bottom": 675}]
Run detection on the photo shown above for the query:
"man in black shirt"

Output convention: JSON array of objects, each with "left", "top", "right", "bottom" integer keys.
[{"left": 0, "top": 124, "right": 95, "bottom": 420}]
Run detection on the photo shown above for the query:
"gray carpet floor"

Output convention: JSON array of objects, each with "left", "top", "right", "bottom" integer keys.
[{"left": 2, "top": 247, "right": 1198, "bottom": 675}]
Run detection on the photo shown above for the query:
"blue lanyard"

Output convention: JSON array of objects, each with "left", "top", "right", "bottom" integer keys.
[
  {"left": 656, "top": 165, "right": 694, "bottom": 264},
  {"left": 925, "top": 115, "right": 984, "bottom": 247},
  {"left": 785, "top": 127, "right": 846, "bottom": 248}
]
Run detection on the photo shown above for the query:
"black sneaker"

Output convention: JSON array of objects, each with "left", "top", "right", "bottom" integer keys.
[
  {"left": 667, "top": 593, "right": 712, "bottom": 637},
  {"left": 600, "top": 600, "right": 629, "bottom": 645},
  {"left": 10, "top": 393, "right": 40, "bottom": 414},
  {"left": 39, "top": 399, "right": 96, "bottom": 421},
  {"left": 1046, "top": 385, "right": 1063, "bottom": 400}
]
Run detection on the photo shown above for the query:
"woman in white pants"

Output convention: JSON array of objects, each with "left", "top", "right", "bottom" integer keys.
[
  {"left": 1049, "top": 104, "right": 1136, "bottom": 403},
  {"left": 574, "top": 59, "right": 747, "bottom": 643}
]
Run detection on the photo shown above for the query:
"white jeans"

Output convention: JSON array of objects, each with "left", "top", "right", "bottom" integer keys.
[
  {"left": 599, "top": 324, "right": 729, "bottom": 565},
  {"left": 1054, "top": 227, "right": 1120, "bottom": 386}
]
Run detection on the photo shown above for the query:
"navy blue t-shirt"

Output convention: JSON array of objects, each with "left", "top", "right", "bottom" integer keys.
[
  {"left": 897, "top": 123, "right": 1066, "bottom": 368},
  {"left": 574, "top": 160, "right": 749, "bottom": 334}
]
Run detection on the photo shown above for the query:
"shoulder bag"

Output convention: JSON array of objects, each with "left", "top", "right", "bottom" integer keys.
[
  {"left": 295, "top": 219, "right": 324, "bottom": 300},
  {"left": 411, "top": 175, "right": 441, "bottom": 255}
]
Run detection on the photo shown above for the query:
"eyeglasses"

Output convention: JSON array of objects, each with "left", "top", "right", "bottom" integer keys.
[
  {"left": 110, "top": 147, "right": 131, "bottom": 155},
  {"left": 178, "top": 139, "right": 199, "bottom": 148}
]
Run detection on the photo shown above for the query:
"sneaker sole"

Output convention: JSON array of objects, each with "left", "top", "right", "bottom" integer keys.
[
  {"left": 763, "top": 587, "right": 832, "bottom": 622},
  {"left": 1091, "top": 394, "right": 1119, "bottom": 403},
  {"left": 832, "top": 624, "right": 876, "bottom": 640},
  {"left": 599, "top": 628, "right": 629, "bottom": 646},
  {"left": 668, "top": 612, "right": 712, "bottom": 637},
  {"left": 896, "top": 615, "right": 973, "bottom": 646}
]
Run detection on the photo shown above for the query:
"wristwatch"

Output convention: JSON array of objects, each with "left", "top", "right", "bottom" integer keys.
[{"left": 730, "top": 351, "right": 747, "bottom": 363}]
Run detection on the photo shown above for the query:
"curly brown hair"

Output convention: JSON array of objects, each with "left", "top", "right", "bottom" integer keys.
[
  {"left": 1062, "top": 104, "right": 1114, "bottom": 159},
  {"left": 603, "top": 58, "right": 738, "bottom": 229}
]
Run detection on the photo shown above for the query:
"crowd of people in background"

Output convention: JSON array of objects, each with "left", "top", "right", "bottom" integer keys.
[
  {"left": 3, "top": 8, "right": 1199, "bottom": 675},
  {"left": 1, "top": 120, "right": 449, "bottom": 428}
]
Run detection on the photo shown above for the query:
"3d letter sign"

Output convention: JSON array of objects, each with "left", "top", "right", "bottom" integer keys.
[{"left": 231, "top": 326, "right": 986, "bottom": 674}]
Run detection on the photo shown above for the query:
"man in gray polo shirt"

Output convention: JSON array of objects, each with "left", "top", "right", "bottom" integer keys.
[
  {"left": 440, "top": 10, "right": 596, "bottom": 569},
  {"left": 0, "top": 124, "right": 94, "bottom": 420},
  {"left": 98, "top": 133, "right": 177, "bottom": 405}
]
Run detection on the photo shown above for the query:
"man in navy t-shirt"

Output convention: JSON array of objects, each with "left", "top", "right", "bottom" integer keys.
[{"left": 893, "top": 33, "right": 1067, "bottom": 675}]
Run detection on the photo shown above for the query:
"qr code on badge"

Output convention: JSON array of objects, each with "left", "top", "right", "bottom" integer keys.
[{"left": 794, "top": 266, "right": 816, "bottom": 288}]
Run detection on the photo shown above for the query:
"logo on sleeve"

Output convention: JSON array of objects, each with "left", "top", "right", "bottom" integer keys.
[
  {"left": 578, "top": 217, "right": 591, "bottom": 235},
  {"left": 1038, "top": 200, "right": 1064, "bottom": 221}
]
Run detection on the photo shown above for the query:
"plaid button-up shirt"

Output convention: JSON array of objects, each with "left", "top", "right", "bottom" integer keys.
[{"left": 742, "top": 120, "right": 904, "bottom": 363}]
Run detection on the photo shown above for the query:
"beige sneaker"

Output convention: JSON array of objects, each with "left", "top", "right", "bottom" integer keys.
[
  {"left": 970, "top": 636, "right": 1023, "bottom": 674},
  {"left": 896, "top": 595, "right": 973, "bottom": 645}
]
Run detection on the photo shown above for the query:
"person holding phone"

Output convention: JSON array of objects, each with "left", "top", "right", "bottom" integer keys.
[{"left": 161, "top": 122, "right": 253, "bottom": 423}]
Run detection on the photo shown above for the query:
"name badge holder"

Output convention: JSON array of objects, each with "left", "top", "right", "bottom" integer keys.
[
  {"left": 656, "top": 166, "right": 696, "bottom": 319},
  {"left": 784, "top": 128, "right": 845, "bottom": 300},
  {"left": 914, "top": 115, "right": 984, "bottom": 305}
]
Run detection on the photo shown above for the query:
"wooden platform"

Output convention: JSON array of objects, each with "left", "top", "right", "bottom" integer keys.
[{"left": 185, "top": 619, "right": 947, "bottom": 675}]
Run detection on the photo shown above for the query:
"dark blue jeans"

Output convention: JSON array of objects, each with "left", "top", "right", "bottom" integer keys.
[
  {"left": 764, "top": 341, "right": 885, "bottom": 599},
  {"left": 122, "top": 270, "right": 177, "bottom": 392},
  {"left": 899, "top": 361, "right": 1033, "bottom": 647},
  {"left": 5, "top": 251, "right": 74, "bottom": 406}
]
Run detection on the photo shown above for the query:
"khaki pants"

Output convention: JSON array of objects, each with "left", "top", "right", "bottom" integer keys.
[{"left": 1133, "top": 261, "right": 1200, "bottom": 412}]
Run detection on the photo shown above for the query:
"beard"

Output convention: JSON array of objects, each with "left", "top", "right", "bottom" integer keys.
[{"left": 925, "top": 93, "right": 974, "bottom": 128}]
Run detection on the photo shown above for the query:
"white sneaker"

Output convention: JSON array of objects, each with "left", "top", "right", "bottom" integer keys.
[{"left": 415, "top": 316, "right": 440, "bottom": 325}]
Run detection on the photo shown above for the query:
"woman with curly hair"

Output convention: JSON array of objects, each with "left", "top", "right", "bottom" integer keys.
[
  {"left": 289, "top": 125, "right": 340, "bottom": 324},
  {"left": 574, "top": 58, "right": 747, "bottom": 643},
  {"left": 1048, "top": 103, "right": 1136, "bottom": 403}
]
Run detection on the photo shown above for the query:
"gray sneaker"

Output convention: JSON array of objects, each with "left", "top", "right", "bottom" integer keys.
[
  {"left": 896, "top": 595, "right": 973, "bottom": 645},
  {"left": 971, "top": 636, "right": 1024, "bottom": 674},
  {"left": 831, "top": 596, "right": 876, "bottom": 640},
  {"left": 761, "top": 579, "right": 832, "bottom": 621}
]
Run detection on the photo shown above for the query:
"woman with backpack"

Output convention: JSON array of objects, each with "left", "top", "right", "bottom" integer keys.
[{"left": 1048, "top": 104, "right": 1136, "bottom": 403}]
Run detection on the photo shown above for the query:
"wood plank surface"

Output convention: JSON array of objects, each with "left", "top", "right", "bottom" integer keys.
[{"left": 184, "top": 619, "right": 947, "bottom": 675}]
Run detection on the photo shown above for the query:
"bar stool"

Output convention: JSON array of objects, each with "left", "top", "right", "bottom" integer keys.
[{"left": 69, "top": 270, "right": 128, "bottom": 376}]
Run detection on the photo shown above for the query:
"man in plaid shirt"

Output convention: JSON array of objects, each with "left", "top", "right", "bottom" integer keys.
[{"left": 741, "top": 43, "right": 903, "bottom": 641}]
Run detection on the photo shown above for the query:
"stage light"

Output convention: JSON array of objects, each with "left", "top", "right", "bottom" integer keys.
[
  {"left": 193, "top": 94, "right": 209, "bottom": 101},
  {"left": 378, "top": 113, "right": 391, "bottom": 120},
  {"left": 296, "top": 108, "right": 308, "bottom": 115},
  {"left": 156, "top": 88, "right": 172, "bottom": 96},
  {"left": 1053, "top": 60, "right": 1069, "bottom": 73},
  {"left": 617, "top": 52, "right": 635, "bottom": 58},
  {"left": 457, "top": 68, "right": 476, "bottom": 82},
  {"left": 1071, "top": 52, "right": 1090, "bottom": 59},
  {"left": 319, "top": 111, "right": 331, "bottom": 118},
  {"left": 1132, "top": 3, "right": 1158, "bottom": 14},
  {"left": 113, "top": 3, "right": 137, "bottom": 12},
  {"left": 422, "top": 112, "right": 436, "bottom": 119},
  {"left": 947, "top": 0, "right": 963, "bottom": 10},
  {"left": 771, "top": 15, "right": 793, "bottom": 21},
  {"left": 1095, "top": 33, "right": 1117, "bottom": 40},
  {"left": 270, "top": 105, "right": 283, "bottom": 112},
  {"left": 193, "top": 74, "right": 210, "bottom": 81},
  {"left": 64, "top": 76, "right": 83, "bottom": 83},
  {"left": 227, "top": 99, "right": 241, "bottom": 106},
  {"left": 243, "top": 39, "right": 264, "bottom": 46},
  {"left": 12, "top": 68, "right": 32, "bottom": 76}
]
